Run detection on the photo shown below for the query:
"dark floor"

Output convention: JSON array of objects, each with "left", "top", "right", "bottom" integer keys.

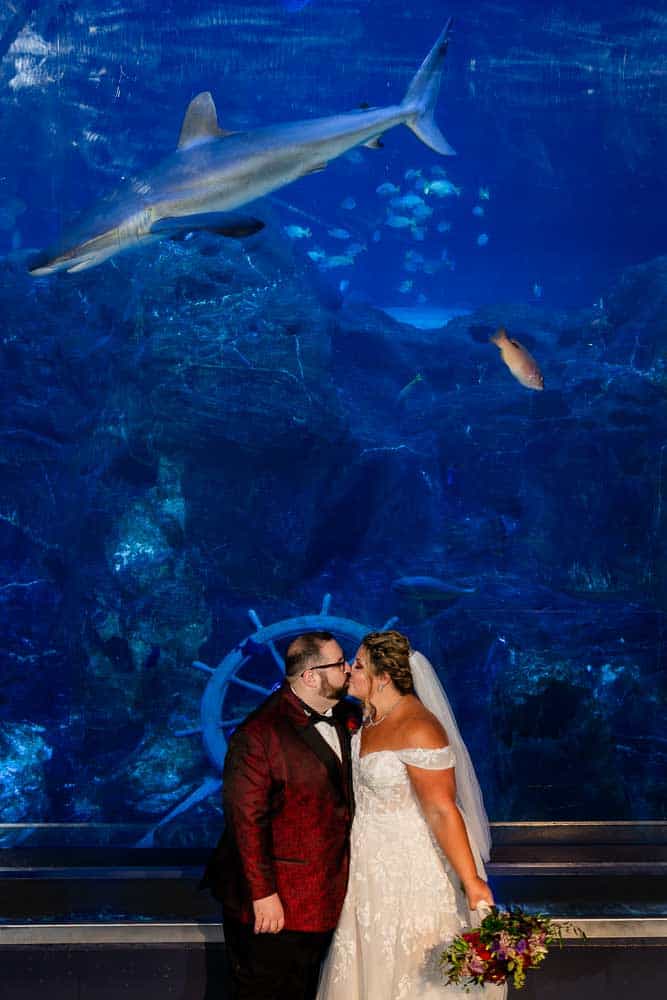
[
  {"left": 0, "top": 942, "right": 665, "bottom": 999},
  {"left": 0, "top": 944, "right": 228, "bottom": 1000}
]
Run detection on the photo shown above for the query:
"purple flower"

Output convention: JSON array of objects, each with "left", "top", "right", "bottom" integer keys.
[
  {"left": 493, "top": 930, "right": 513, "bottom": 961},
  {"left": 516, "top": 938, "right": 528, "bottom": 954}
]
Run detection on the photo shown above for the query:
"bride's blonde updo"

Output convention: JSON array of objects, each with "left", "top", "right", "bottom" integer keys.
[{"left": 362, "top": 630, "right": 414, "bottom": 695}]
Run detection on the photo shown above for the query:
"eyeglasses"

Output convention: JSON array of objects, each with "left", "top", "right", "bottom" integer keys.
[{"left": 301, "top": 656, "right": 348, "bottom": 675}]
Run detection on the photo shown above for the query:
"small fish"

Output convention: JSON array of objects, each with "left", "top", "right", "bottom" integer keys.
[
  {"left": 372, "top": 229, "right": 382, "bottom": 242},
  {"left": 405, "top": 168, "right": 422, "bottom": 181},
  {"left": 411, "top": 202, "right": 433, "bottom": 221},
  {"left": 390, "top": 193, "right": 424, "bottom": 211},
  {"left": 328, "top": 227, "right": 351, "bottom": 240},
  {"left": 398, "top": 279, "right": 413, "bottom": 293},
  {"left": 392, "top": 575, "right": 476, "bottom": 607},
  {"left": 376, "top": 181, "right": 400, "bottom": 197},
  {"left": 417, "top": 292, "right": 428, "bottom": 304},
  {"left": 318, "top": 254, "right": 354, "bottom": 269},
  {"left": 403, "top": 249, "right": 424, "bottom": 272},
  {"left": 476, "top": 233, "right": 489, "bottom": 246},
  {"left": 431, "top": 165, "right": 448, "bottom": 178},
  {"left": 306, "top": 247, "right": 327, "bottom": 261},
  {"left": 490, "top": 327, "right": 544, "bottom": 391},
  {"left": 346, "top": 242, "right": 366, "bottom": 255},
  {"left": 397, "top": 373, "right": 424, "bottom": 400},
  {"left": 479, "top": 185, "right": 490, "bottom": 200},
  {"left": 340, "top": 196, "right": 356, "bottom": 210},
  {"left": 424, "top": 179, "right": 461, "bottom": 197},
  {"left": 284, "top": 224, "right": 311, "bottom": 239},
  {"left": 339, "top": 279, "right": 350, "bottom": 293},
  {"left": 386, "top": 214, "right": 414, "bottom": 229},
  {"left": 436, "top": 220, "right": 451, "bottom": 233},
  {"left": 532, "top": 281, "right": 544, "bottom": 299},
  {"left": 411, "top": 226, "right": 426, "bottom": 241},
  {"left": 472, "top": 205, "right": 484, "bottom": 217}
]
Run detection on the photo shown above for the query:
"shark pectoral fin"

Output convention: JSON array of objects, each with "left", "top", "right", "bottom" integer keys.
[
  {"left": 66, "top": 258, "right": 99, "bottom": 273},
  {"left": 177, "top": 92, "right": 235, "bottom": 149},
  {"left": 363, "top": 137, "right": 384, "bottom": 149},
  {"left": 150, "top": 213, "right": 265, "bottom": 239},
  {"left": 211, "top": 218, "right": 265, "bottom": 238}
]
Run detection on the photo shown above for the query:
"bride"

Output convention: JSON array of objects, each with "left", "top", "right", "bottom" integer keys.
[{"left": 317, "top": 630, "right": 504, "bottom": 999}]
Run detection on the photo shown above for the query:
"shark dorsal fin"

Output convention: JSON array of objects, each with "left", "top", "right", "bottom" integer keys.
[{"left": 178, "top": 92, "right": 233, "bottom": 149}]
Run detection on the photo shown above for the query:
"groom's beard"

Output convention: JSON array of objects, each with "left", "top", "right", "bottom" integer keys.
[{"left": 319, "top": 674, "right": 350, "bottom": 702}]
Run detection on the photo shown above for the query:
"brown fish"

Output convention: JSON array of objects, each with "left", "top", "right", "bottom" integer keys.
[{"left": 490, "top": 327, "right": 544, "bottom": 390}]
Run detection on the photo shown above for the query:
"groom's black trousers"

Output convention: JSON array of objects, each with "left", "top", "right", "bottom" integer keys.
[{"left": 222, "top": 916, "right": 333, "bottom": 1000}]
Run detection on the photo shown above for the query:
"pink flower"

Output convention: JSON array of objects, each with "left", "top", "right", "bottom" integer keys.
[{"left": 469, "top": 956, "right": 486, "bottom": 975}]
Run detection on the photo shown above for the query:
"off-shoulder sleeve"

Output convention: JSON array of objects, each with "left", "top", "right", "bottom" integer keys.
[{"left": 396, "top": 746, "right": 456, "bottom": 770}]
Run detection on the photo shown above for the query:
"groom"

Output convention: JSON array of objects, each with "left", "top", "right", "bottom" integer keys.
[{"left": 203, "top": 631, "right": 358, "bottom": 1000}]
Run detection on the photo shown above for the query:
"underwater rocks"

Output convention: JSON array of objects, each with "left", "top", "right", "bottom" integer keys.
[
  {"left": 0, "top": 722, "right": 52, "bottom": 846},
  {"left": 81, "top": 457, "right": 211, "bottom": 748},
  {"left": 604, "top": 255, "right": 667, "bottom": 368},
  {"left": 120, "top": 729, "right": 204, "bottom": 819}
]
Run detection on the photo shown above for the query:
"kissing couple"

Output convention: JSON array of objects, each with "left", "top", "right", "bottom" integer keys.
[{"left": 203, "top": 629, "right": 505, "bottom": 999}]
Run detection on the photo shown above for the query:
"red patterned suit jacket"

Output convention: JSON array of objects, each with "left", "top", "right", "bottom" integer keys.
[{"left": 202, "top": 682, "right": 359, "bottom": 933}]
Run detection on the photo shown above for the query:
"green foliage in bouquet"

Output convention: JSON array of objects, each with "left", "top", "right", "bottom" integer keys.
[{"left": 441, "top": 905, "right": 585, "bottom": 991}]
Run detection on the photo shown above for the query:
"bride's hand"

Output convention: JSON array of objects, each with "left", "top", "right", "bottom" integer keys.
[{"left": 463, "top": 876, "right": 494, "bottom": 912}]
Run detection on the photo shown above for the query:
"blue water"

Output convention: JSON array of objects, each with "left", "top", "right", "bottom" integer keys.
[{"left": 0, "top": 1, "right": 665, "bottom": 847}]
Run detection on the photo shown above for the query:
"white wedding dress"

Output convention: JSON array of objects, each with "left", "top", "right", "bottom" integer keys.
[{"left": 317, "top": 733, "right": 501, "bottom": 1000}]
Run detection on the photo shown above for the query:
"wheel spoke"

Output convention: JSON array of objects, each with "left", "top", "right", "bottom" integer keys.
[
  {"left": 192, "top": 660, "right": 214, "bottom": 674},
  {"left": 381, "top": 616, "right": 399, "bottom": 630},
  {"left": 219, "top": 716, "right": 247, "bottom": 728},
  {"left": 267, "top": 641, "right": 285, "bottom": 673},
  {"left": 230, "top": 676, "right": 273, "bottom": 695},
  {"left": 174, "top": 726, "right": 202, "bottom": 737},
  {"left": 246, "top": 609, "right": 284, "bottom": 672}
]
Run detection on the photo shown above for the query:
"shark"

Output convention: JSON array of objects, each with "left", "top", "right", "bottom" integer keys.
[{"left": 30, "top": 19, "right": 455, "bottom": 276}]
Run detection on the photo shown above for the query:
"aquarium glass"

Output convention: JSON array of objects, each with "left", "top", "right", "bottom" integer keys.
[{"left": 0, "top": 0, "right": 665, "bottom": 848}]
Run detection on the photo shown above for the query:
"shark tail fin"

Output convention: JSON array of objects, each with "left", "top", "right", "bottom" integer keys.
[{"left": 401, "top": 17, "right": 455, "bottom": 156}]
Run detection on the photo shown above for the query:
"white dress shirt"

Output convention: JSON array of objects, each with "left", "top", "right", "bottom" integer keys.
[{"left": 315, "top": 708, "right": 342, "bottom": 761}]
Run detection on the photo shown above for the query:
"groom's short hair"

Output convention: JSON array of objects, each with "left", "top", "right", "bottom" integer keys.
[{"left": 285, "top": 631, "right": 336, "bottom": 678}]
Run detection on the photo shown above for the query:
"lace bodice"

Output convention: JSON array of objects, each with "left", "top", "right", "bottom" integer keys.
[{"left": 354, "top": 737, "right": 456, "bottom": 821}]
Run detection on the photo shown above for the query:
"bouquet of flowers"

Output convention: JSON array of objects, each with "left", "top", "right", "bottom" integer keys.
[{"left": 441, "top": 905, "right": 584, "bottom": 991}]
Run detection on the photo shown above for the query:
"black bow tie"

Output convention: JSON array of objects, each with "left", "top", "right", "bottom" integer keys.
[
  {"left": 290, "top": 687, "right": 337, "bottom": 726},
  {"left": 307, "top": 711, "right": 336, "bottom": 727}
]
